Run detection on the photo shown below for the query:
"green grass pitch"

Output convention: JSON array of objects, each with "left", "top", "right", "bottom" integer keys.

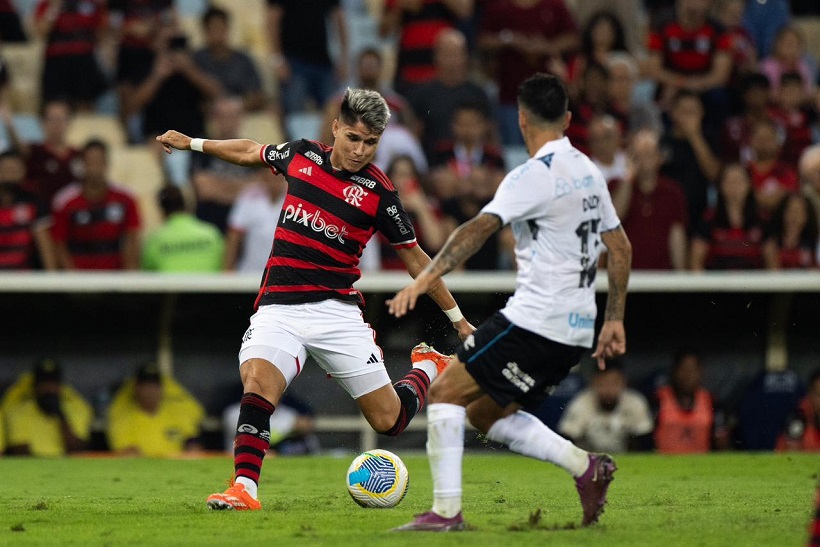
[{"left": 2, "top": 453, "right": 817, "bottom": 546}]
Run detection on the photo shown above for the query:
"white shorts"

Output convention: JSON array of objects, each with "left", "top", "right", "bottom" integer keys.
[{"left": 238, "top": 299, "right": 392, "bottom": 399}]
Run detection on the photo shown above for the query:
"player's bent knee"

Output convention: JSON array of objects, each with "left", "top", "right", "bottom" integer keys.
[{"left": 428, "top": 375, "right": 468, "bottom": 406}]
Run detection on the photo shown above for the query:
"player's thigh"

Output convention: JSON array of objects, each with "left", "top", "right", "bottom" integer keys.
[
  {"left": 466, "top": 394, "right": 519, "bottom": 434},
  {"left": 355, "top": 383, "right": 401, "bottom": 432},
  {"left": 304, "top": 300, "right": 392, "bottom": 399},
  {"left": 238, "top": 305, "right": 309, "bottom": 398},
  {"left": 428, "top": 358, "right": 484, "bottom": 406},
  {"left": 456, "top": 311, "right": 583, "bottom": 409}
]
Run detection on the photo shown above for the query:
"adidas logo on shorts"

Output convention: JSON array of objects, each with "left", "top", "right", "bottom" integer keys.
[{"left": 366, "top": 353, "right": 379, "bottom": 365}]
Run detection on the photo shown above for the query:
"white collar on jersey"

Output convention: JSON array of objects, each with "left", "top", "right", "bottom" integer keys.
[{"left": 532, "top": 136, "right": 573, "bottom": 160}]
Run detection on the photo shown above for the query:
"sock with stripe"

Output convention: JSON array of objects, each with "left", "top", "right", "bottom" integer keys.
[
  {"left": 384, "top": 368, "right": 431, "bottom": 436},
  {"left": 233, "top": 393, "right": 275, "bottom": 498}
]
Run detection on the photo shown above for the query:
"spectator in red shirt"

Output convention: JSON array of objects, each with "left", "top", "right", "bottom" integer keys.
[
  {"left": 0, "top": 150, "right": 56, "bottom": 270},
  {"left": 714, "top": 0, "right": 757, "bottom": 93},
  {"left": 33, "top": 0, "right": 108, "bottom": 111},
  {"left": 1, "top": 99, "right": 82, "bottom": 206},
  {"left": 690, "top": 163, "right": 763, "bottom": 270},
  {"left": 770, "top": 72, "right": 816, "bottom": 168},
  {"left": 52, "top": 140, "right": 141, "bottom": 270},
  {"left": 566, "top": 62, "right": 621, "bottom": 154},
  {"left": 110, "top": 0, "right": 177, "bottom": 132},
  {"left": 720, "top": 72, "right": 775, "bottom": 163},
  {"left": 478, "top": 0, "right": 579, "bottom": 145},
  {"left": 762, "top": 193, "right": 818, "bottom": 270},
  {"left": 380, "top": 0, "right": 474, "bottom": 92},
  {"left": 801, "top": 145, "right": 820, "bottom": 263},
  {"left": 611, "top": 129, "right": 688, "bottom": 270},
  {"left": 646, "top": 0, "right": 732, "bottom": 132},
  {"left": 745, "top": 118, "right": 799, "bottom": 216}
]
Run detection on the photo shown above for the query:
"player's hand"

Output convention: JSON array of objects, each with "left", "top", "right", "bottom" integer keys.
[
  {"left": 592, "top": 320, "right": 626, "bottom": 370},
  {"left": 386, "top": 273, "right": 433, "bottom": 318},
  {"left": 453, "top": 318, "right": 476, "bottom": 341},
  {"left": 156, "top": 130, "right": 192, "bottom": 154}
]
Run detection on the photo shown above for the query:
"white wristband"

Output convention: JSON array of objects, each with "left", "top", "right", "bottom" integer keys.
[
  {"left": 190, "top": 138, "right": 206, "bottom": 152},
  {"left": 444, "top": 305, "right": 463, "bottom": 323}
]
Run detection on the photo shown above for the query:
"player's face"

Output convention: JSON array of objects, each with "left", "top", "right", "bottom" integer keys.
[{"left": 331, "top": 119, "right": 380, "bottom": 172}]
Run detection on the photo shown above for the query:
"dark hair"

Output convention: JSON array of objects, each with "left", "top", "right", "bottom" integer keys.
[
  {"left": 39, "top": 98, "right": 72, "bottom": 119},
  {"left": 82, "top": 138, "right": 108, "bottom": 157},
  {"left": 672, "top": 347, "right": 701, "bottom": 371},
  {"left": 202, "top": 6, "right": 229, "bottom": 27},
  {"left": 453, "top": 99, "right": 491, "bottom": 120},
  {"left": 713, "top": 163, "right": 760, "bottom": 230},
  {"left": 766, "top": 193, "right": 819, "bottom": 249},
  {"left": 385, "top": 154, "right": 420, "bottom": 180},
  {"left": 358, "top": 47, "right": 383, "bottom": 63},
  {"left": 581, "top": 11, "right": 628, "bottom": 58},
  {"left": 740, "top": 72, "right": 771, "bottom": 94},
  {"left": 82, "top": 138, "right": 108, "bottom": 158},
  {"left": 158, "top": 185, "right": 186, "bottom": 216},
  {"left": 779, "top": 71, "right": 804, "bottom": 88},
  {"left": 0, "top": 149, "right": 23, "bottom": 163},
  {"left": 517, "top": 73, "right": 569, "bottom": 125},
  {"left": 671, "top": 88, "right": 702, "bottom": 107}
]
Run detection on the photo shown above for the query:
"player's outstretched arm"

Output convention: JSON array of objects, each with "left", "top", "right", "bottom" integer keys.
[
  {"left": 393, "top": 244, "right": 475, "bottom": 340},
  {"left": 593, "top": 225, "right": 632, "bottom": 369},
  {"left": 156, "top": 130, "right": 266, "bottom": 167},
  {"left": 387, "top": 213, "right": 501, "bottom": 319}
]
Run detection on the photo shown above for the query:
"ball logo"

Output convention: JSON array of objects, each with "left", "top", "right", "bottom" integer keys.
[
  {"left": 282, "top": 202, "right": 348, "bottom": 243},
  {"left": 343, "top": 185, "right": 368, "bottom": 207}
]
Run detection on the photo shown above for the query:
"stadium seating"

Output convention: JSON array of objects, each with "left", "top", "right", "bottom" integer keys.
[
  {"left": 67, "top": 113, "right": 127, "bottom": 149},
  {"left": 3, "top": 42, "right": 43, "bottom": 114},
  {"left": 241, "top": 111, "right": 285, "bottom": 144},
  {"left": 109, "top": 145, "right": 165, "bottom": 234}
]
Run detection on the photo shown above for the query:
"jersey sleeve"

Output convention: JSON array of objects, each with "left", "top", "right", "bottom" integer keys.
[
  {"left": 260, "top": 140, "right": 301, "bottom": 175},
  {"left": 481, "top": 162, "right": 551, "bottom": 225},
  {"left": 375, "top": 190, "right": 417, "bottom": 248},
  {"left": 597, "top": 175, "right": 621, "bottom": 232}
]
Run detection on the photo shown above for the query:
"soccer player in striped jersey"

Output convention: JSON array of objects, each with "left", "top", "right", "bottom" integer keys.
[{"left": 157, "top": 88, "right": 474, "bottom": 511}]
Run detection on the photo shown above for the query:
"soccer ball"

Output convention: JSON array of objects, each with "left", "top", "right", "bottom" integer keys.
[{"left": 346, "top": 449, "right": 409, "bottom": 508}]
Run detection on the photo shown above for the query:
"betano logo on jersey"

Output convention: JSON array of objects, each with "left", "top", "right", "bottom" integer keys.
[
  {"left": 282, "top": 202, "right": 348, "bottom": 243},
  {"left": 343, "top": 185, "right": 368, "bottom": 207}
]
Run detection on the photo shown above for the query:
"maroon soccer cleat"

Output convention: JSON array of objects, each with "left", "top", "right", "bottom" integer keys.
[
  {"left": 393, "top": 511, "right": 466, "bottom": 532},
  {"left": 575, "top": 453, "right": 617, "bottom": 526}
]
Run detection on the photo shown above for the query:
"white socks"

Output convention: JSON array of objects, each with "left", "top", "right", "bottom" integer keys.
[
  {"left": 413, "top": 359, "right": 438, "bottom": 382},
  {"left": 235, "top": 476, "right": 258, "bottom": 499},
  {"left": 427, "top": 403, "right": 466, "bottom": 518},
  {"left": 487, "top": 410, "right": 589, "bottom": 477}
]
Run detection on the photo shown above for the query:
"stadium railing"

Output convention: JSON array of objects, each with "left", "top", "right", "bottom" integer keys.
[{"left": 2, "top": 270, "right": 818, "bottom": 451}]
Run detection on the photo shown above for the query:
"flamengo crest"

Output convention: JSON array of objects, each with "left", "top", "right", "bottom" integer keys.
[{"left": 343, "top": 185, "right": 368, "bottom": 207}]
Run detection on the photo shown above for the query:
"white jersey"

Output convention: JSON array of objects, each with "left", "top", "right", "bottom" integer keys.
[
  {"left": 481, "top": 137, "right": 620, "bottom": 347},
  {"left": 227, "top": 184, "right": 285, "bottom": 274}
]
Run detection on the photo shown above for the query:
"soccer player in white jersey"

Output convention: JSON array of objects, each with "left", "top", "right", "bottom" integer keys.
[{"left": 388, "top": 73, "right": 633, "bottom": 531}]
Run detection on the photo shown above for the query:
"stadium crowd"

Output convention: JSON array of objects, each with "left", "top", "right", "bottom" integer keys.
[{"left": 0, "top": 0, "right": 818, "bottom": 455}]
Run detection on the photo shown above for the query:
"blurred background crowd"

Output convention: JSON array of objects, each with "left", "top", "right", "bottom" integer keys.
[{"left": 0, "top": 0, "right": 819, "bottom": 456}]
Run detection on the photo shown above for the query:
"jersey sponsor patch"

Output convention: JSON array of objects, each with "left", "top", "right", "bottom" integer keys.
[
  {"left": 305, "top": 150, "right": 323, "bottom": 165},
  {"left": 281, "top": 202, "right": 348, "bottom": 243}
]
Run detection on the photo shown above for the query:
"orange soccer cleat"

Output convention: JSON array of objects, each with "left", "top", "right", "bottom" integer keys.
[
  {"left": 410, "top": 343, "right": 453, "bottom": 376},
  {"left": 206, "top": 482, "right": 262, "bottom": 511}
]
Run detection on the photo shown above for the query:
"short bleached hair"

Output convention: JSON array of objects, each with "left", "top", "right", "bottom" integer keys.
[{"left": 339, "top": 88, "right": 390, "bottom": 135}]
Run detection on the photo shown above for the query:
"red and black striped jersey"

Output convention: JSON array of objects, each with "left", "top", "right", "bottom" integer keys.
[
  {"left": 0, "top": 187, "right": 51, "bottom": 270},
  {"left": 52, "top": 184, "right": 141, "bottom": 270},
  {"left": 257, "top": 139, "right": 417, "bottom": 308},
  {"left": 648, "top": 20, "right": 731, "bottom": 75},
  {"left": 35, "top": 0, "right": 106, "bottom": 58}
]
